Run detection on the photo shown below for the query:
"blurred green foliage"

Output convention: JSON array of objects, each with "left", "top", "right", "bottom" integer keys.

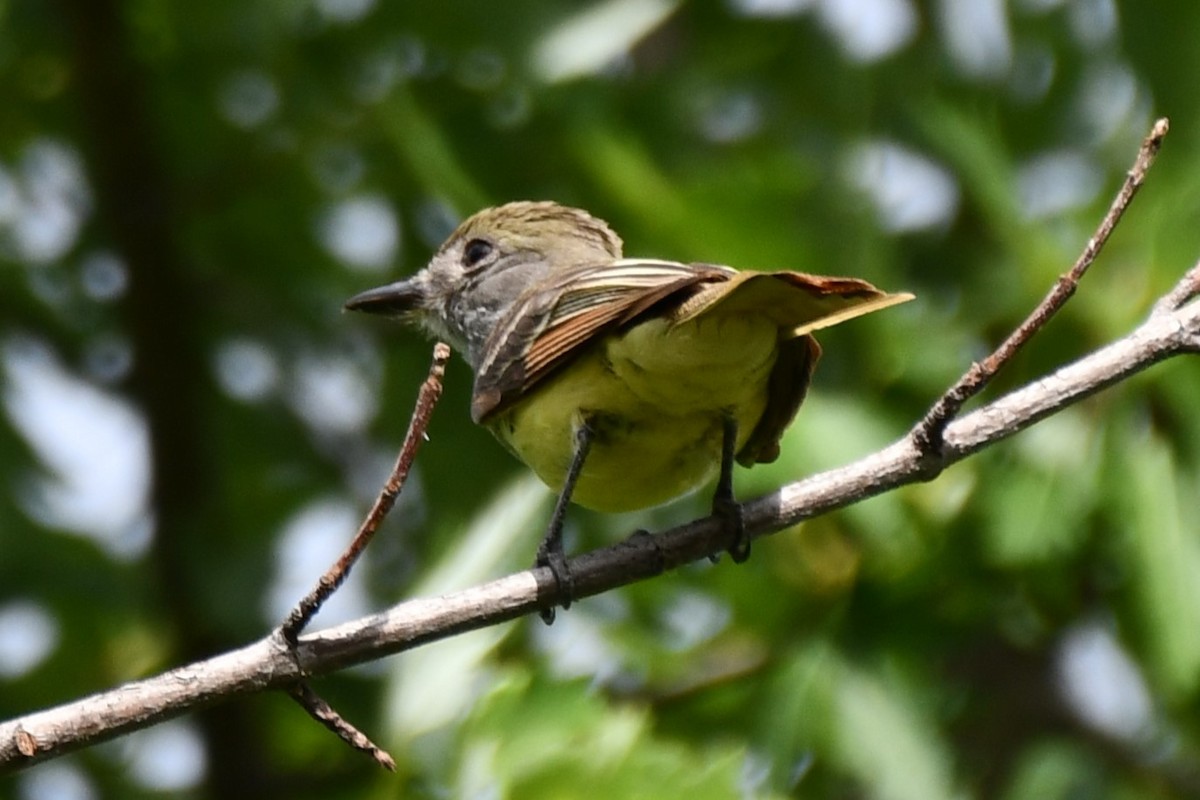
[{"left": 2, "top": 1, "right": 1199, "bottom": 798}]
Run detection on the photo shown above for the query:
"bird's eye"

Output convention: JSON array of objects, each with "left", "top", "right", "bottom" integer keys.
[{"left": 462, "top": 238, "right": 494, "bottom": 268}]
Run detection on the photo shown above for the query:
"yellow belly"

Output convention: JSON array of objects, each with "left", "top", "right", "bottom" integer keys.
[{"left": 487, "top": 313, "right": 779, "bottom": 512}]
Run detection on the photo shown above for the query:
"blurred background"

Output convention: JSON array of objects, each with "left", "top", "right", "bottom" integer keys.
[{"left": 2, "top": 0, "right": 1200, "bottom": 798}]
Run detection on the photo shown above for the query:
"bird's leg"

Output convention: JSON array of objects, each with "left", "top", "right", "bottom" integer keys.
[
  {"left": 713, "top": 413, "right": 749, "bottom": 562},
  {"left": 535, "top": 420, "right": 594, "bottom": 624}
]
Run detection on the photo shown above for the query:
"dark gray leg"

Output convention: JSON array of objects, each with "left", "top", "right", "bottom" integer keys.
[
  {"left": 713, "top": 414, "right": 749, "bottom": 562},
  {"left": 535, "top": 421, "right": 593, "bottom": 624}
]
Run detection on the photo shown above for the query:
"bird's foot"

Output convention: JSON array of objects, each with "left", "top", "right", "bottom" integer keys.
[
  {"left": 713, "top": 494, "right": 749, "bottom": 563},
  {"left": 535, "top": 541, "right": 573, "bottom": 625}
]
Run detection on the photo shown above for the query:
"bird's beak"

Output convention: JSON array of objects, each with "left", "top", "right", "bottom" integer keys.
[{"left": 343, "top": 278, "right": 424, "bottom": 316}]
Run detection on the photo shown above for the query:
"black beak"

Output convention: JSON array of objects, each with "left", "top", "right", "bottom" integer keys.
[{"left": 343, "top": 279, "right": 423, "bottom": 315}]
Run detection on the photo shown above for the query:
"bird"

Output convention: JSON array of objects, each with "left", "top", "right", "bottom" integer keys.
[{"left": 345, "top": 201, "right": 912, "bottom": 619}]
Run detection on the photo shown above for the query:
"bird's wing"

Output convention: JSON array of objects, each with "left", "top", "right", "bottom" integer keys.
[
  {"left": 672, "top": 269, "right": 914, "bottom": 334},
  {"left": 471, "top": 259, "right": 732, "bottom": 422},
  {"left": 670, "top": 270, "right": 912, "bottom": 465}
]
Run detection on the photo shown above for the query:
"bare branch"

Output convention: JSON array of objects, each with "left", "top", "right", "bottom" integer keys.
[{"left": 914, "top": 117, "right": 1170, "bottom": 450}]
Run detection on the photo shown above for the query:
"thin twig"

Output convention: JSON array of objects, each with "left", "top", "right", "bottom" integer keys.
[
  {"left": 281, "top": 342, "right": 451, "bottom": 643},
  {"left": 288, "top": 683, "right": 396, "bottom": 770},
  {"left": 913, "top": 117, "right": 1170, "bottom": 452},
  {"left": 278, "top": 342, "right": 450, "bottom": 770}
]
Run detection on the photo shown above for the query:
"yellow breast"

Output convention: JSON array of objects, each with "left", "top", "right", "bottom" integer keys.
[{"left": 488, "top": 313, "right": 779, "bottom": 512}]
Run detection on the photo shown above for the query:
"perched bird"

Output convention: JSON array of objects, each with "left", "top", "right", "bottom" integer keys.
[{"left": 346, "top": 201, "right": 911, "bottom": 618}]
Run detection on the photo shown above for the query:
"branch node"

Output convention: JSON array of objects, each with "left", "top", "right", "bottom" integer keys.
[
  {"left": 15, "top": 728, "right": 37, "bottom": 758},
  {"left": 269, "top": 627, "right": 308, "bottom": 679}
]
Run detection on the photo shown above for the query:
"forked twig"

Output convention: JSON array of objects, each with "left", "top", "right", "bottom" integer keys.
[
  {"left": 914, "top": 117, "right": 1171, "bottom": 452},
  {"left": 281, "top": 342, "right": 452, "bottom": 642},
  {"left": 278, "top": 342, "right": 450, "bottom": 767}
]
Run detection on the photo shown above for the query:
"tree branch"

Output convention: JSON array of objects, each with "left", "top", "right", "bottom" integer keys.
[
  {"left": 3, "top": 262, "right": 1198, "bottom": 771},
  {"left": 4, "top": 118, "right": 1196, "bottom": 773},
  {"left": 914, "top": 117, "right": 1170, "bottom": 450}
]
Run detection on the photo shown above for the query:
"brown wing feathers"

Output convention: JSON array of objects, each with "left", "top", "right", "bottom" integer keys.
[
  {"left": 472, "top": 262, "right": 723, "bottom": 421},
  {"left": 472, "top": 262, "right": 909, "bottom": 424}
]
